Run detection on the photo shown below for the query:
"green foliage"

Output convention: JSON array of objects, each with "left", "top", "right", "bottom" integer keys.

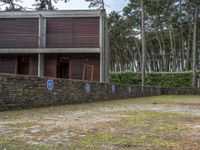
[
  {"left": 34, "top": 0, "right": 69, "bottom": 10},
  {"left": 85, "top": 0, "right": 105, "bottom": 9},
  {"left": 110, "top": 72, "right": 141, "bottom": 86},
  {"left": 110, "top": 71, "right": 200, "bottom": 87},
  {"left": 0, "top": 0, "right": 25, "bottom": 11},
  {"left": 109, "top": 0, "right": 200, "bottom": 72}
]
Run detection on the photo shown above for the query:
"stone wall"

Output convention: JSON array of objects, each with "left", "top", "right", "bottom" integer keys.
[
  {"left": 0, "top": 74, "right": 161, "bottom": 111},
  {"left": 0, "top": 74, "right": 199, "bottom": 111},
  {"left": 161, "top": 87, "right": 200, "bottom": 95}
]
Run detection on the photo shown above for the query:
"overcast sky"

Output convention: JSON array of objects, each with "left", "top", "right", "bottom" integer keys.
[{"left": 0, "top": 0, "right": 129, "bottom": 13}]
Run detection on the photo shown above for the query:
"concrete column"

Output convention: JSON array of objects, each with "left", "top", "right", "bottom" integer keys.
[
  {"left": 99, "top": 10, "right": 106, "bottom": 83},
  {"left": 99, "top": 15, "right": 103, "bottom": 82},
  {"left": 104, "top": 16, "right": 110, "bottom": 83},
  {"left": 38, "top": 54, "right": 44, "bottom": 76},
  {"left": 38, "top": 14, "right": 46, "bottom": 48},
  {"left": 38, "top": 14, "right": 46, "bottom": 77},
  {"left": 99, "top": 10, "right": 109, "bottom": 83}
]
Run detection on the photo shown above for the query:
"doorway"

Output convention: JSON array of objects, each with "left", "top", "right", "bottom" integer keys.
[
  {"left": 18, "top": 56, "right": 29, "bottom": 75},
  {"left": 57, "top": 57, "right": 69, "bottom": 79}
]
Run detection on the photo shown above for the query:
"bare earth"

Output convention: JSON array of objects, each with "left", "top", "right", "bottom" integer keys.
[{"left": 0, "top": 95, "right": 200, "bottom": 150}]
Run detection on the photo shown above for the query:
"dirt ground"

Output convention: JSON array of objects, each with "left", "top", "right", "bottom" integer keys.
[{"left": 0, "top": 95, "right": 200, "bottom": 150}]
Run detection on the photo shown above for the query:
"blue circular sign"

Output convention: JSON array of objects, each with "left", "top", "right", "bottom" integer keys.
[
  {"left": 128, "top": 86, "right": 132, "bottom": 93},
  {"left": 112, "top": 84, "right": 116, "bottom": 93},
  {"left": 151, "top": 88, "right": 153, "bottom": 93},
  {"left": 86, "top": 83, "right": 90, "bottom": 93},
  {"left": 47, "top": 79, "right": 54, "bottom": 90},
  {"left": 141, "top": 87, "right": 144, "bottom": 93}
]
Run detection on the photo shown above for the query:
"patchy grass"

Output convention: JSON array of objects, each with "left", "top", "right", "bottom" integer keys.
[
  {"left": 7, "top": 121, "right": 41, "bottom": 127},
  {"left": 64, "top": 111, "right": 200, "bottom": 150},
  {"left": 66, "top": 132, "right": 126, "bottom": 150},
  {"left": 0, "top": 95, "right": 199, "bottom": 120},
  {"left": 0, "top": 95, "right": 200, "bottom": 149},
  {"left": 0, "top": 138, "right": 51, "bottom": 150},
  {"left": 135, "top": 95, "right": 200, "bottom": 105}
]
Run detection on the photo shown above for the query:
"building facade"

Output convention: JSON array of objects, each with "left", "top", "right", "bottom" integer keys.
[{"left": 0, "top": 10, "right": 109, "bottom": 82}]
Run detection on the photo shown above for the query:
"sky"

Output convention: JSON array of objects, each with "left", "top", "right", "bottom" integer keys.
[{"left": 0, "top": 0, "right": 129, "bottom": 13}]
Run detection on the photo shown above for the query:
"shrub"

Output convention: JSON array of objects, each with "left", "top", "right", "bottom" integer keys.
[{"left": 110, "top": 71, "right": 200, "bottom": 88}]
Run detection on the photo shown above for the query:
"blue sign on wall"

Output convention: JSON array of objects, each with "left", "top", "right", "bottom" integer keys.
[
  {"left": 141, "top": 87, "right": 144, "bottom": 93},
  {"left": 151, "top": 88, "right": 153, "bottom": 93},
  {"left": 157, "top": 88, "right": 160, "bottom": 94},
  {"left": 112, "top": 84, "right": 116, "bottom": 93},
  {"left": 128, "top": 86, "right": 132, "bottom": 93},
  {"left": 86, "top": 83, "right": 90, "bottom": 93},
  {"left": 47, "top": 79, "right": 54, "bottom": 90}
]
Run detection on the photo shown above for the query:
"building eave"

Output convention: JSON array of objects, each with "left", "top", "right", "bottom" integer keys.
[
  {"left": 0, "top": 48, "right": 100, "bottom": 54},
  {"left": 0, "top": 10, "right": 105, "bottom": 18}
]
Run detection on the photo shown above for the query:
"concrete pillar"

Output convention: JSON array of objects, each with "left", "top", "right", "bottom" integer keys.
[
  {"left": 38, "top": 14, "right": 46, "bottom": 48},
  {"left": 38, "top": 54, "right": 44, "bottom": 76},
  {"left": 100, "top": 10, "right": 107, "bottom": 83},
  {"left": 99, "top": 15, "right": 103, "bottom": 82},
  {"left": 104, "top": 15, "right": 110, "bottom": 83},
  {"left": 38, "top": 14, "right": 46, "bottom": 77}
]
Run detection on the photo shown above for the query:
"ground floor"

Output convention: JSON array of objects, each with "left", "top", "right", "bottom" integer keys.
[{"left": 0, "top": 53, "right": 100, "bottom": 81}]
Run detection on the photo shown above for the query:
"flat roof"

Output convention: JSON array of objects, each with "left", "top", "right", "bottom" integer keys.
[{"left": 0, "top": 9, "right": 106, "bottom": 18}]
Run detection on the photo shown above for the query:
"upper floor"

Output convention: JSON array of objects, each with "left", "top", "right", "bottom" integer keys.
[{"left": 0, "top": 10, "right": 106, "bottom": 53}]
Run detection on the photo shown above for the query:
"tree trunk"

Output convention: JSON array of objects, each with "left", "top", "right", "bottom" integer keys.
[
  {"left": 192, "top": 7, "right": 198, "bottom": 87},
  {"left": 141, "top": 0, "right": 146, "bottom": 87},
  {"left": 169, "top": 24, "right": 176, "bottom": 72},
  {"left": 186, "top": 22, "right": 192, "bottom": 70},
  {"left": 180, "top": 27, "right": 185, "bottom": 71},
  {"left": 160, "top": 31, "right": 168, "bottom": 71},
  {"left": 179, "top": 0, "right": 185, "bottom": 71}
]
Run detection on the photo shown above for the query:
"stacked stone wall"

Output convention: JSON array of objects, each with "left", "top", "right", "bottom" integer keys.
[{"left": 0, "top": 74, "right": 161, "bottom": 111}]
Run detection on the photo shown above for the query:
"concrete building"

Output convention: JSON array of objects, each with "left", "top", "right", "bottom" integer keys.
[{"left": 0, "top": 10, "right": 109, "bottom": 82}]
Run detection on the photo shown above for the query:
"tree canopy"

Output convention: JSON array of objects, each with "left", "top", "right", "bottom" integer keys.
[
  {"left": 108, "top": 0, "right": 199, "bottom": 73},
  {"left": 0, "top": 0, "right": 104, "bottom": 11}
]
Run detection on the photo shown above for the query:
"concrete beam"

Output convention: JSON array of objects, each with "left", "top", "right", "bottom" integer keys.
[
  {"left": 0, "top": 10, "right": 103, "bottom": 18},
  {"left": 0, "top": 48, "right": 100, "bottom": 54},
  {"left": 38, "top": 54, "right": 44, "bottom": 77}
]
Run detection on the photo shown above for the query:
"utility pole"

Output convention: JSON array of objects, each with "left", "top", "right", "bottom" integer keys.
[{"left": 141, "top": 0, "right": 146, "bottom": 87}]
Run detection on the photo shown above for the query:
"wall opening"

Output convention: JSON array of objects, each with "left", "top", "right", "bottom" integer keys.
[
  {"left": 17, "top": 56, "right": 29, "bottom": 75},
  {"left": 0, "top": 56, "right": 16, "bottom": 74},
  {"left": 57, "top": 57, "right": 69, "bottom": 79}
]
